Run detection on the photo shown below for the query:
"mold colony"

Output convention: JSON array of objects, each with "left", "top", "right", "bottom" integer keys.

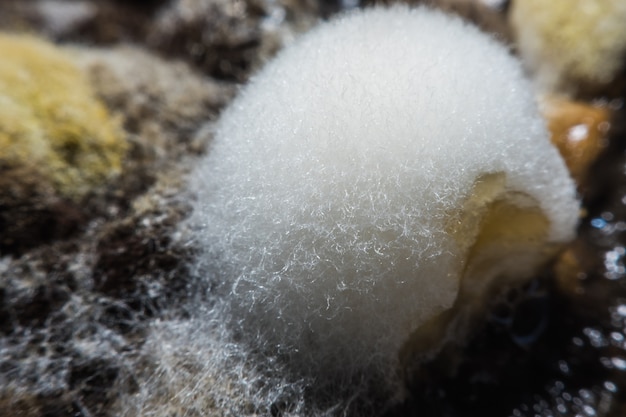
[{"left": 172, "top": 6, "right": 580, "bottom": 414}]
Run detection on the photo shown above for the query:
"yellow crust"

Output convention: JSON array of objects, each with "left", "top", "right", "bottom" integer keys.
[{"left": 0, "top": 33, "right": 126, "bottom": 199}]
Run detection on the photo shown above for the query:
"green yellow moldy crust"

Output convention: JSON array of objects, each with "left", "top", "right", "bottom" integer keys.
[{"left": 0, "top": 33, "right": 126, "bottom": 200}]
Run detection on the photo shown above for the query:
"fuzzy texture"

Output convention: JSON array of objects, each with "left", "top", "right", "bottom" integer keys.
[
  {"left": 0, "top": 41, "right": 228, "bottom": 416},
  {"left": 72, "top": 46, "right": 235, "bottom": 160},
  {"left": 510, "top": 0, "right": 626, "bottom": 96},
  {"left": 0, "top": 33, "right": 126, "bottom": 200},
  {"left": 180, "top": 5, "right": 579, "bottom": 414}
]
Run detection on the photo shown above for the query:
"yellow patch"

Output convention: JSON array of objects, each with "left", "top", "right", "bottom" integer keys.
[{"left": 0, "top": 33, "right": 126, "bottom": 199}]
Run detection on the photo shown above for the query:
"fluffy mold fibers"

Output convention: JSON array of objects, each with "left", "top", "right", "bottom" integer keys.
[{"left": 184, "top": 5, "right": 579, "bottom": 412}]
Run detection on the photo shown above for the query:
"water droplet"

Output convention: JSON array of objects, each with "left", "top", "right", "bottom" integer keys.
[
  {"left": 591, "top": 218, "right": 607, "bottom": 229},
  {"left": 611, "top": 357, "right": 626, "bottom": 370},
  {"left": 568, "top": 124, "right": 589, "bottom": 142},
  {"left": 604, "top": 246, "right": 626, "bottom": 278},
  {"left": 579, "top": 389, "right": 591, "bottom": 400},
  {"left": 610, "top": 331, "right": 624, "bottom": 344},
  {"left": 601, "top": 357, "right": 613, "bottom": 368},
  {"left": 584, "top": 327, "right": 607, "bottom": 347},
  {"left": 602, "top": 212, "right": 615, "bottom": 221},
  {"left": 583, "top": 405, "right": 596, "bottom": 416},
  {"left": 603, "top": 381, "right": 617, "bottom": 392}
]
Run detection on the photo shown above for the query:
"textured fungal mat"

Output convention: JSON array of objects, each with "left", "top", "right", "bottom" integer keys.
[
  {"left": 510, "top": 0, "right": 626, "bottom": 97},
  {"left": 0, "top": 34, "right": 126, "bottom": 199},
  {"left": 1, "top": 1, "right": 626, "bottom": 417},
  {"left": 173, "top": 5, "right": 577, "bottom": 415},
  {"left": 0, "top": 33, "right": 126, "bottom": 254}
]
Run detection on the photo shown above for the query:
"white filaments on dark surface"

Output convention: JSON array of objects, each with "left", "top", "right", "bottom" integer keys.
[{"left": 129, "top": 6, "right": 579, "bottom": 416}]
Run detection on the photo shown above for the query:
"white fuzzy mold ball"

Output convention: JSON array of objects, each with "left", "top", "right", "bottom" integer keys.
[{"left": 189, "top": 5, "right": 578, "bottom": 392}]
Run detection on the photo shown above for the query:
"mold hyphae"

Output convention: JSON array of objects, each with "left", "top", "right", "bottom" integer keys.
[{"left": 182, "top": 5, "right": 579, "bottom": 413}]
